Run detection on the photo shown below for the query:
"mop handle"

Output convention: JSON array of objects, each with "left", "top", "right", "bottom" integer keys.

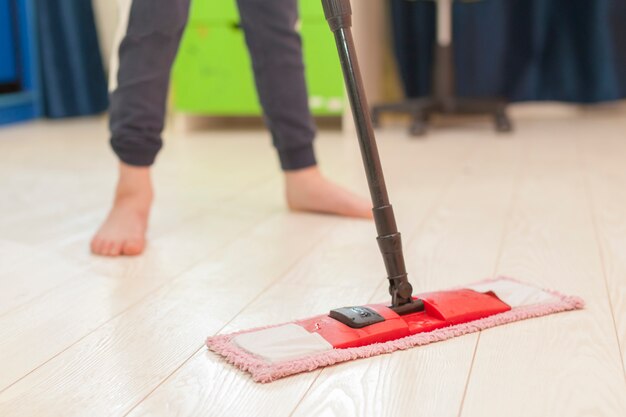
[{"left": 322, "top": 0, "right": 421, "bottom": 314}]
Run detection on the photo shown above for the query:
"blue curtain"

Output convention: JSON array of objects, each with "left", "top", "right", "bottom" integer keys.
[
  {"left": 0, "top": 0, "right": 20, "bottom": 93},
  {"left": 36, "top": 0, "right": 108, "bottom": 118},
  {"left": 391, "top": 0, "right": 626, "bottom": 103}
]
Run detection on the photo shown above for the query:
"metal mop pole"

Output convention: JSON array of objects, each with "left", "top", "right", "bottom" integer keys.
[{"left": 322, "top": 0, "right": 423, "bottom": 315}]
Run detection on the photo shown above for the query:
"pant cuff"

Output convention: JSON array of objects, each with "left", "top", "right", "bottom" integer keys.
[
  {"left": 110, "top": 137, "right": 162, "bottom": 167},
  {"left": 278, "top": 144, "right": 317, "bottom": 171}
]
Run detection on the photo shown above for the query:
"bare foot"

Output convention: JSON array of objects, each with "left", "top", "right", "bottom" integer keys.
[
  {"left": 285, "top": 166, "right": 373, "bottom": 219},
  {"left": 90, "top": 163, "right": 153, "bottom": 256}
]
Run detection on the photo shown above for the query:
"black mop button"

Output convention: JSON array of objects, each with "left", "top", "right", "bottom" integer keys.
[{"left": 329, "top": 306, "right": 385, "bottom": 328}]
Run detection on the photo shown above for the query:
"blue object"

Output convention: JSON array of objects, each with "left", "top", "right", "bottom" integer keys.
[
  {"left": 0, "top": 0, "right": 19, "bottom": 86},
  {"left": 35, "top": 0, "right": 108, "bottom": 118},
  {"left": 0, "top": 0, "right": 41, "bottom": 125},
  {"left": 391, "top": 0, "right": 626, "bottom": 103}
]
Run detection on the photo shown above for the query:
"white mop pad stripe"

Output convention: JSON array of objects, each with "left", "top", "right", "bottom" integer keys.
[
  {"left": 466, "top": 279, "right": 558, "bottom": 307},
  {"left": 232, "top": 324, "right": 333, "bottom": 364}
]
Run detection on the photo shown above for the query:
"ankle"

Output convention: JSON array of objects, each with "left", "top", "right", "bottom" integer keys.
[
  {"left": 285, "top": 165, "right": 320, "bottom": 184},
  {"left": 114, "top": 163, "right": 154, "bottom": 204}
]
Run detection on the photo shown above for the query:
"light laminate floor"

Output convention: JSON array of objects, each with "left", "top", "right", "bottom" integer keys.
[{"left": 0, "top": 105, "right": 625, "bottom": 417}]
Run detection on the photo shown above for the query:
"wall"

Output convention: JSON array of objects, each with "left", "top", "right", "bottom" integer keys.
[{"left": 92, "top": 0, "right": 118, "bottom": 71}]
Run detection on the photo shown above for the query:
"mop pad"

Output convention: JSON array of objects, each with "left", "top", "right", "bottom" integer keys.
[{"left": 206, "top": 277, "right": 583, "bottom": 383}]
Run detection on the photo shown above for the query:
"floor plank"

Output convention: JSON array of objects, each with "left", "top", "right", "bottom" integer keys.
[
  {"left": 459, "top": 117, "right": 626, "bottom": 417},
  {"left": 0, "top": 241, "right": 88, "bottom": 316},
  {"left": 580, "top": 129, "right": 626, "bottom": 377}
]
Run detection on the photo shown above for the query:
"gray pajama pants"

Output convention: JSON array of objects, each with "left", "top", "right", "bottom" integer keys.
[{"left": 109, "top": 0, "right": 317, "bottom": 170}]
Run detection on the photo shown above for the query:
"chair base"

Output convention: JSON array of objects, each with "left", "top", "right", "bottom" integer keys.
[{"left": 372, "top": 97, "right": 514, "bottom": 137}]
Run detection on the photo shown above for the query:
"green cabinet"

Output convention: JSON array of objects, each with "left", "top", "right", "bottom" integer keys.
[{"left": 172, "top": 0, "right": 344, "bottom": 116}]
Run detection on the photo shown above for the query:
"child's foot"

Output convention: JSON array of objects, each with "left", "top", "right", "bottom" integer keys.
[
  {"left": 285, "top": 166, "right": 373, "bottom": 219},
  {"left": 90, "top": 164, "right": 153, "bottom": 257}
]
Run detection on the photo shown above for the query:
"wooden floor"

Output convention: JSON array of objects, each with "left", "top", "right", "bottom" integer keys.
[{"left": 1, "top": 105, "right": 625, "bottom": 417}]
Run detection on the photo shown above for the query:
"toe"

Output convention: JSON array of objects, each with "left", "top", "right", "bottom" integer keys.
[
  {"left": 355, "top": 208, "right": 374, "bottom": 219},
  {"left": 108, "top": 241, "right": 123, "bottom": 257},
  {"left": 90, "top": 238, "right": 99, "bottom": 254},
  {"left": 345, "top": 193, "right": 373, "bottom": 219},
  {"left": 91, "top": 236, "right": 105, "bottom": 255},
  {"left": 100, "top": 240, "right": 115, "bottom": 257},
  {"left": 353, "top": 202, "right": 373, "bottom": 219},
  {"left": 122, "top": 238, "right": 145, "bottom": 256}
]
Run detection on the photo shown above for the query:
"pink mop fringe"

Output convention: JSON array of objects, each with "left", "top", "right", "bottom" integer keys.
[{"left": 206, "top": 277, "right": 584, "bottom": 383}]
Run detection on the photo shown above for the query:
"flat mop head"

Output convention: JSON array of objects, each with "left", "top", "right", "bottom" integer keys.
[{"left": 206, "top": 277, "right": 583, "bottom": 383}]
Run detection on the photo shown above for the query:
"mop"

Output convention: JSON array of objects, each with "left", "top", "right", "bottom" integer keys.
[{"left": 206, "top": 0, "right": 584, "bottom": 383}]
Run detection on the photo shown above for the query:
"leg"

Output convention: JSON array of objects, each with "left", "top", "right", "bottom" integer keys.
[
  {"left": 494, "top": 105, "right": 513, "bottom": 133},
  {"left": 409, "top": 111, "right": 429, "bottom": 137},
  {"left": 236, "top": 0, "right": 315, "bottom": 171},
  {"left": 91, "top": 0, "right": 190, "bottom": 256},
  {"left": 237, "top": 0, "right": 371, "bottom": 218}
]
